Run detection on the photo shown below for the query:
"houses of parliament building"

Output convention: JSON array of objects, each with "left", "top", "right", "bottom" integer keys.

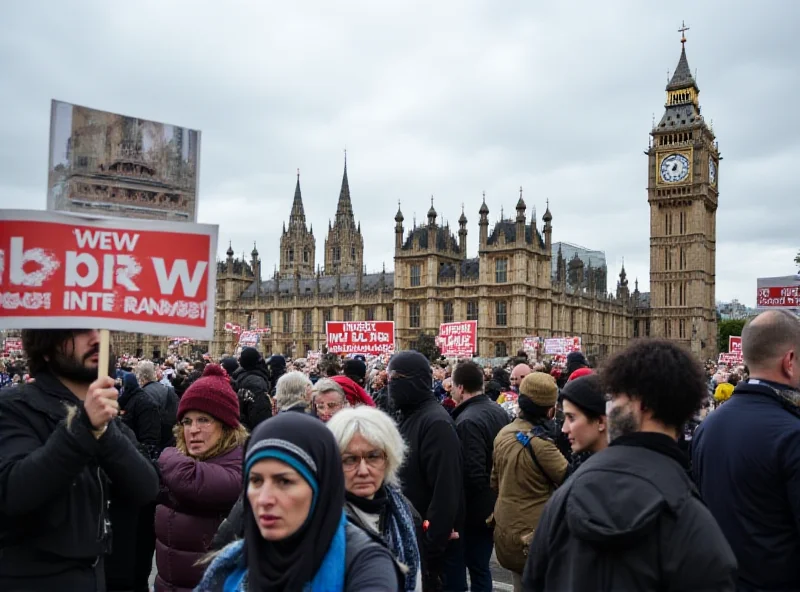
[{"left": 113, "top": 39, "right": 720, "bottom": 362}]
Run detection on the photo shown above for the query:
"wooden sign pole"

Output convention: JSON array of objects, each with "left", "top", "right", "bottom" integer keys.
[{"left": 98, "top": 329, "right": 110, "bottom": 379}]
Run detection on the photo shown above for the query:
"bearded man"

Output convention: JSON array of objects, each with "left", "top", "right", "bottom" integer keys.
[
  {"left": 523, "top": 339, "right": 736, "bottom": 592},
  {"left": 0, "top": 329, "right": 159, "bottom": 592}
]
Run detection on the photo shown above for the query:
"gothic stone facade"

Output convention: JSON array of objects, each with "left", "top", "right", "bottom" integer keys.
[{"left": 112, "top": 43, "right": 716, "bottom": 362}]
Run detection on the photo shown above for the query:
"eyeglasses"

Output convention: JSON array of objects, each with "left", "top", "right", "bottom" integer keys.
[
  {"left": 180, "top": 416, "right": 215, "bottom": 429},
  {"left": 315, "top": 401, "right": 344, "bottom": 412},
  {"left": 342, "top": 451, "right": 387, "bottom": 471}
]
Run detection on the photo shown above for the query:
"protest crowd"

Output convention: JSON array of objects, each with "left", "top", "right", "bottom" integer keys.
[{"left": 1, "top": 309, "right": 799, "bottom": 591}]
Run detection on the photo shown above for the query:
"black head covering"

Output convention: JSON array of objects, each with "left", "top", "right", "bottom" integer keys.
[
  {"left": 560, "top": 374, "right": 606, "bottom": 417},
  {"left": 342, "top": 359, "right": 367, "bottom": 383},
  {"left": 268, "top": 354, "right": 287, "bottom": 374},
  {"left": 220, "top": 356, "right": 239, "bottom": 377},
  {"left": 387, "top": 350, "right": 434, "bottom": 410},
  {"left": 243, "top": 413, "right": 345, "bottom": 591},
  {"left": 564, "top": 352, "right": 589, "bottom": 379},
  {"left": 239, "top": 347, "right": 261, "bottom": 371}
]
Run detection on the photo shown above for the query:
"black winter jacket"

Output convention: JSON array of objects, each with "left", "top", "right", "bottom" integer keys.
[
  {"left": 524, "top": 433, "right": 737, "bottom": 592},
  {"left": 121, "top": 384, "right": 161, "bottom": 461},
  {"left": 233, "top": 367, "right": 273, "bottom": 431},
  {"left": 451, "top": 394, "right": 509, "bottom": 532},
  {"left": 142, "top": 381, "right": 179, "bottom": 449},
  {"left": 693, "top": 380, "right": 800, "bottom": 591},
  {"left": 395, "top": 394, "right": 463, "bottom": 568},
  {"left": 0, "top": 374, "right": 159, "bottom": 590}
]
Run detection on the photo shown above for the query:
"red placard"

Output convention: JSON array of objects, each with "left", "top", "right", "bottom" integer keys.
[
  {"left": 0, "top": 210, "right": 217, "bottom": 339},
  {"left": 727, "top": 336, "right": 743, "bottom": 364},
  {"left": 326, "top": 321, "right": 395, "bottom": 355},
  {"left": 757, "top": 286, "right": 800, "bottom": 308},
  {"left": 438, "top": 321, "right": 477, "bottom": 358}
]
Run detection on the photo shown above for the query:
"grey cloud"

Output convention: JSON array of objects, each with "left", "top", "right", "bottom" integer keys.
[{"left": 1, "top": 0, "right": 797, "bottom": 307}]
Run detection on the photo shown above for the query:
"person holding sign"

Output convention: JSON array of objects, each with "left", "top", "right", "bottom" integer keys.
[{"left": 0, "top": 329, "right": 160, "bottom": 592}]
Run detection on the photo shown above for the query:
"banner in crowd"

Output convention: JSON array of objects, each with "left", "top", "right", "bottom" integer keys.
[
  {"left": 0, "top": 210, "right": 218, "bottom": 339},
  {"left": 718, "top": 353, "right": 741, "bottom": 366},
  {"left": 728, "top": 336, "right": 743, "bottom": 364},
  {"left": 48, "top": 100, "right": 201, "bottom": 222},
  {"left": 437, "top": 321, "right": 477, "bottom": 358},
  {"left": 756, "top": 275, "right": 800, "bottom": 309},
  {"left": 224, "top": 322, "right": 242, "bottom": 333},
  {"left": 238, "top": 330, "right": 259, "bottom": 348},
  {"left": 3, "top": 337, "right": 22, "bottom": 355},
  {"left": 543, "top": 336, "right": 582, "bottom": 355},
  {"left": 325, "top": 321, "right": 395, "bottom": 355}
]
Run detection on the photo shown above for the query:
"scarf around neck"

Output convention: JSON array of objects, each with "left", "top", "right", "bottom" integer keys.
[{"left": 344, "top": 484, "right": 419, "bottom": 591}]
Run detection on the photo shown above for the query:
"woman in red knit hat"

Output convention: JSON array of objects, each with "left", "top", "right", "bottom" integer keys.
[{"left": 154, "top": 364, "right": 248, "bottom": 592}]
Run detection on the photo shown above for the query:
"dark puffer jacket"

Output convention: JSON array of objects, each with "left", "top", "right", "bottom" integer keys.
[
  {"left": 232, "top": 366, "right": 272, "bottom": 431},
  {"left": 143, "top": 381, "right": 179, "bottom": 449},
  {"left": 154, "top": 446, "right": 243, "bottom": 592}
]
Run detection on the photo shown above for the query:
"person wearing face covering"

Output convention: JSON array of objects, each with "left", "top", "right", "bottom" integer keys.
[
  {"left": 388, "top": 351, "right": 465, "bottom": 591},
  {"left": 195, "top": 412, "right": 400, "bottom": 592}
]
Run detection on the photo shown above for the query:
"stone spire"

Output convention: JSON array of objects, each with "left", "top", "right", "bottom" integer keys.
[
  {"left": 334, "top": 155, "right": 355, "bottom": 227},
  {"left": 289, "top": 169, "right": 306, "bottom": 228}
]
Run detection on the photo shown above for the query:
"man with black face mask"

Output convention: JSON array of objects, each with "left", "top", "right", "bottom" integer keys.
[
  {"left": 388, "top": 350, "right": 465, "bottom": 591},
  {"left": 0, "top": 329, "right": 159, "bottom": 592}
]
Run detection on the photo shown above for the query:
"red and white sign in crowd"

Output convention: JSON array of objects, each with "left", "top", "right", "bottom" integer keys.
[
  {"left": 325, "top": 321, "right": 395, "bottom": 355},
  {"left": 0, "top": 210, "right": 217, "bottom": 340},
  {"left": 757, "top": 275, "right": 800, "bottom": 309},
  {"left": 543, "top": 336, "right": 582, "bottom": 355},
  {"left": 437, "top": 321, "right": 477, "bottom": 358}
]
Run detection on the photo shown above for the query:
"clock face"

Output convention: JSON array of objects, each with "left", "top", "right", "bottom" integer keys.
[
  {"left": 709, "top": 157, "right": 717, "bottom": 186},
  {"left": 660, "top": 153, "right": 690, "bottom": 183}
]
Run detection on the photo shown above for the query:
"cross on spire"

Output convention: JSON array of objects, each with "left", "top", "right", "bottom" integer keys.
[{"left": 678, "top": 20, "right": 690, "bottom": 46}]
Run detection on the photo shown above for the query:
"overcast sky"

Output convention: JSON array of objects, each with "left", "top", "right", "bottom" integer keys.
[{"left": 2, "top": 0, "right": 797, "bottom": 307}]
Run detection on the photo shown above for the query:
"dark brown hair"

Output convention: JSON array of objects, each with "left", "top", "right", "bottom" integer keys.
[{"left": 21, "top": 329, "right": 78, "bottom": 377}]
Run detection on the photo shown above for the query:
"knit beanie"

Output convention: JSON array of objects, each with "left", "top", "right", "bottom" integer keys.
[
  {"left": 331, "top": 375, "right": 376, "bottom": 407},
  {"left": 177, "top": 364, "right": 240, "bottom": 428},
  {"left": 220, "top": 356, "right": 239, "bottom": 378},
  {"left": 343, "top": 359, "right": 367, "bottom": 382},
  {"left": 560, "top": 374, "right": 606, "bottom": 417},
  {"left": 239, "top": 347, "right": 261, "bottom": 371},
  {"left": 519, "top": 372, "right": 558, "bottom": 407},
  {"left": 567, "top": 367, "right": 594, "bottom": 382}
]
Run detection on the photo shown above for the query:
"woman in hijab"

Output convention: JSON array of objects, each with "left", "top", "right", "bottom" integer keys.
[
  {"left": 327, "top": 406, "right": 422, "bottom": 591},
  {"left": 196, "top": 412, "right": 400, "bottom": 592}
]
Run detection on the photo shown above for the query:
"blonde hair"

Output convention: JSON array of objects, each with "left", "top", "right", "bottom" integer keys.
[
  {"left": 326, "top": 406, "right": 407, "bottom": 488},
  {"left": 174, "top": 418, "right": 248, "bottom": 461}
]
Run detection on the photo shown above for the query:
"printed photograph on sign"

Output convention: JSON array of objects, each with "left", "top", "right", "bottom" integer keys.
[
  {"left": 48, "top": 100, "right": 200, "bottom": 221},
  {"left": 0, "top": 209, "right": 217, "bottom": 340}
]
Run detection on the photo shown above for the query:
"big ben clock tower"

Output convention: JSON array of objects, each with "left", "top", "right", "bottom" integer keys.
[{"left": 648, "top": 23, "right": 719, "bottom": 358}]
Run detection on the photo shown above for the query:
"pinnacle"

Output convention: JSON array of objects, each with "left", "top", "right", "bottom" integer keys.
[{"left": 667, "top": 46, "right": 698, "bottom": 91}]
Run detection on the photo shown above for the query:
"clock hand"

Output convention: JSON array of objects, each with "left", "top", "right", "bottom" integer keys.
[{"left": 671, "top": 164, "right": 678, "bottom": 172}]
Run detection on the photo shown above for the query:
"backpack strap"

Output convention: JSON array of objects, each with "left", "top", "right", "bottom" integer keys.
[{"left": 515, "top": 431, "right": 559, "bottom": 490}]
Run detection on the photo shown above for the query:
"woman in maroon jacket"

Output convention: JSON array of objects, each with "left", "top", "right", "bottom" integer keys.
[{"left": 154, "top": 364, "right": 248, "bottom": 592}]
